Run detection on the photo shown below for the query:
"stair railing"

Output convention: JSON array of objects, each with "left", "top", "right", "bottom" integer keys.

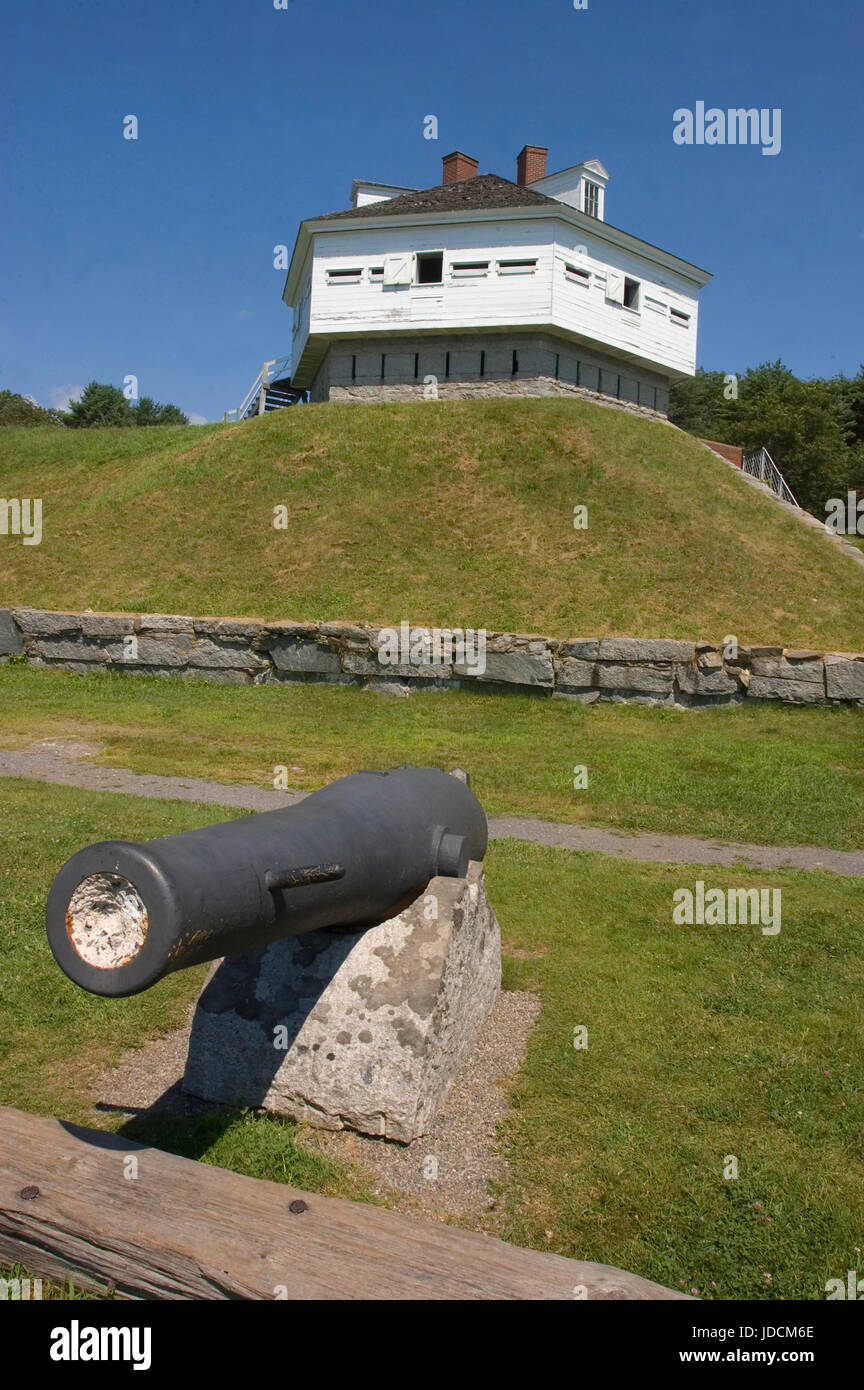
[{"left": 741, "top": 447, "right": 799, "bottom": 507}]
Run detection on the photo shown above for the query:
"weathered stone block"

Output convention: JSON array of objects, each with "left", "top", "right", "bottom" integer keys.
[
  {"left": 750, "top": 657, "right": 823, "bottom": 683},
  {"left": 0, "top": 610, "right": 24, "bottom": 655},
  {"left": 319, "top": 623, "right": 373, "bottom": 643},
  {"left": 824, "top": 657, "right": 864, "bottom": 700},
  {"left": 13, "top": 608, "right": 81, "bottom": 635},
  {"left": 79, "top": 614, "right": 135, "bottom": 638},
  {"left": 125, "top": 635, "right": 193, "bottom": 667},
  {"left": 455, "top": 650, "right": 554, "bottom": 686},
  {"left": 186, "top": 639, "right": 265, "bottom": 670},
  {"left": 556, "top": 657, "right": 595, "bottom": 688},
  {"left": 32, "top": 637, "right": 122, "bottom": 664},
  {"left": 182, "top": 863, "right": 501, "bottom": 1142},
  {"left": 271, "top": 638, "right": 342, "bottom": 675},
  {"left": 748, "top": 674, "right": 825, "bottom": 703},
  {"left": 676, "top": 663, "right": 739, "bottom": 696},
  {"left": 484, "top": 632, "right": 549, "bottom": 655},
  {"left": 194, "top": 619, "right": 265, "bottom": 640},
  {"left": 596, "top": 662, "right": 675, "bottom": 694},
  {"left": 137, "top": 613, "right": 195, "bottom": 633},
  {"left": 341, "top": 649, "right": 386, "bottom": 676},
  {"left": 598, "top": 638, "right": 694, "bottom": 663},
  {"left": 559, "top": 639, "right": 600, "bottom": 660},
  {"left": 264, "top": 621, "right": 317, "bottom": 640}
]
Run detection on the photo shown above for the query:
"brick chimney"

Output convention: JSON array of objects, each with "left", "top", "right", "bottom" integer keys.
[
  {"left": 442, "top": 151, "right": 479, "bottom": 185},
  {"left": 516, "top": 144, "right": 548, "bottom": 185}
]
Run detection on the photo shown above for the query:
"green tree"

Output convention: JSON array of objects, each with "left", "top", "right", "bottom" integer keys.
[
  {"left": 734, "top": 363, "right": 855, "bottom": 512},
  {"left": 669, "top": 361, "right": 859, "bottom": 515},
  {"left": 133, "top": 396, "right": 189, "bottom": 426},
  {"left": 65, "top": 381, "right": 135, "bottom": 428},
  {"left": 838, "top": 365, "right": 864, "bottom": 445},
  {"left": 0, "top": 390, "right": 66, "bottom": 426},
  {"left": 668, "top": 368, "right": 737, "bottom": 438}
]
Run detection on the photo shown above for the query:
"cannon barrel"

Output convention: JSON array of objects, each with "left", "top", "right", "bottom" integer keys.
[{"left": 46, "top": 767, "right": 487, "bottom": 998}]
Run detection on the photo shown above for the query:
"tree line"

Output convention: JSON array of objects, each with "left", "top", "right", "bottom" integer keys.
[
  {"left": 0, "top": 381, "right": 189, "bottom": 429},
  {"left": 668, "top": 362, "right": 864, "bottom": 515}
]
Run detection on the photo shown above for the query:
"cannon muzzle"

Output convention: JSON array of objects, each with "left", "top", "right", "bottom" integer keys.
[{"left": 46, "top": 767, "right": 487, "bottom": 997}]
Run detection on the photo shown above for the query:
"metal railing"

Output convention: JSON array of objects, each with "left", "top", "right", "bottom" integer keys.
[
  {"left": 741, "top": 447, "right": 799, "bottom": 508},
  {"left": 226, "top": 356, "right": 296, "bottom": 423}
]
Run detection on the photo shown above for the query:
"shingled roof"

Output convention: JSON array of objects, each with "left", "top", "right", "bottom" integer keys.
[{"left": 313, "top": 173, "right": 562, "bottom": 223}]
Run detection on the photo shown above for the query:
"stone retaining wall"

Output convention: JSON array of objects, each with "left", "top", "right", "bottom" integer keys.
[{"left": 2, "top": 608, "right": 863, "bottom": 707}]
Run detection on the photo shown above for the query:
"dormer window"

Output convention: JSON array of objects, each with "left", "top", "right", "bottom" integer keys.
[{"left": 583, "top": 181, "right": 600, "bottom": 218}]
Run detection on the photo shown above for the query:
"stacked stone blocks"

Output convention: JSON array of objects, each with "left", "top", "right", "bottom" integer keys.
[{"left": 2, "top": 608, "right": 863, "bottom": 707}]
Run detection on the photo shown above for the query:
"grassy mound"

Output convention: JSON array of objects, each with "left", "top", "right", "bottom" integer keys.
[{"left": 2, "top": 399, "right": 862, "bottom": 647}]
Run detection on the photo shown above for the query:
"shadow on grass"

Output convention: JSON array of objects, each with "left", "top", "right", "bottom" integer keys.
[
  {"left": 116, "top": 1093, "right": 247, "bottom": 1164},
  {"left": 107, "top": 1089, "right": 373, "bottom": 1199}
]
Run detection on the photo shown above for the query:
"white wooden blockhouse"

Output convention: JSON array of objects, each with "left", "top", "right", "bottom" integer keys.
[{"left": 280, "top": 145, "right": 711, "bottom": 413}]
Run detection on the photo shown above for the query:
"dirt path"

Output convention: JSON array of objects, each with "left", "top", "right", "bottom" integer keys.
[{"left": 2, "top": 741, "right": 862, "bottom": 876}]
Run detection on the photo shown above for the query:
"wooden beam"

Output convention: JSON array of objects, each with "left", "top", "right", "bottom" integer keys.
[{"left": 0, "top": 1106, "right": 688, "bottom": 1300}]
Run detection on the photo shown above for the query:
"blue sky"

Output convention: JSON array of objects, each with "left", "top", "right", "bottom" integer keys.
[{"left": 2, "top": 0, "right": 861, "bottom": 422}]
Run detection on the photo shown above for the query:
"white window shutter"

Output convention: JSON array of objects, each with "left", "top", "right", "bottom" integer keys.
[
  {"left": 606, "top": 271, "right": 624, "bottom": 304},
  {"left": 383, "top": 254, "right": 412, "bottom": 285}
]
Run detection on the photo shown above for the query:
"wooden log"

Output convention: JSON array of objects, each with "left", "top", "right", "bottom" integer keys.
[{"left": 0, "top": 1106, "right": 688, "bottom": 1300}]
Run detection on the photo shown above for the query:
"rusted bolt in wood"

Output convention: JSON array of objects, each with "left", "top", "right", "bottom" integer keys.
[
  {"left": 288, "top": 1199, "right": 308, "bottom": 1215},
  {"left": 19, "top": 1185, "right": 40, "bottom": 1200}
]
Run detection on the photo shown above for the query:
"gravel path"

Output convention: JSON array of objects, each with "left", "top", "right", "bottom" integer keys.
[
  {"left": 2, "top": 741, "right": 862, "bottom": 876},
  {"left": 91, "top": 990, "right": 542, "bottom": 1225}
]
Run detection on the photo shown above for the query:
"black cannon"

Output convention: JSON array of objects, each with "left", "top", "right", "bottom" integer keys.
[{"left": 46, "top": 766, "right": 488, "bottom": 998}]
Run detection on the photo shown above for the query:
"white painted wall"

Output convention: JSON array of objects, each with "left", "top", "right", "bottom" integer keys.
[
  {"left": 551, "top": 225, "right": 699, "bottom": 377},
  {"left": 291, "top": 215, "right": 701, "bottom": 382}
]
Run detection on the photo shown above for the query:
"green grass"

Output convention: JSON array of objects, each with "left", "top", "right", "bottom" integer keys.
[
  {"left": 119, "top": 1108, "right": 373, "bottom": 1202},
  {"left": 2, "top": 663, "right": 863, "bottom": 849},
  {"left": 490, "top": 840, "right": 864, "bottom": 1300},
  {"left": 0, "top": 1262, "right": 105, "bottom": 1300},
  {"left": 0, "top": 778, "right": 239, "bottom": 1118},
  {"left": 1, "top": 778, "right": 861, "bottom": 1299},
  {"left": 2, "top": 399, "right": 863, "bottom": 646}
]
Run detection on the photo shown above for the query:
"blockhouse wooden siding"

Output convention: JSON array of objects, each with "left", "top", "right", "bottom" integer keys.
[{"left": 290, "top": 216, "right": 700, "bottom": 386}]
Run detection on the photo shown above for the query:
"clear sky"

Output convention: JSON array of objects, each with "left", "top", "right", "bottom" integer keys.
[{"left": 2, "top": 0, "right": 861, "bottom": 422}]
